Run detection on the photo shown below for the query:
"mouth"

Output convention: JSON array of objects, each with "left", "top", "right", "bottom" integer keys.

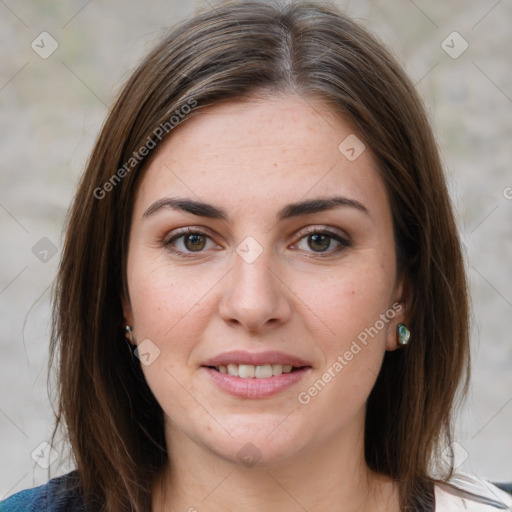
[
  {"left": 202, "top": 365, "right": 311, "bottom": 399},
  {"left": 200, "top": 351, "right": 312, "bottom": 399},
  {"left": 205, "top": 363, "right": 307, "bottom": 378}
]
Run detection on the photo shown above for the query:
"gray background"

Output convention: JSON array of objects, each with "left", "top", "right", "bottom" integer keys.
[{"left": 1, "top": 0, "right": 511, "bottom": 498}]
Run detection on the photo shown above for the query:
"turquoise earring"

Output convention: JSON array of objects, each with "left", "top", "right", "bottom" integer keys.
[{"left": 397, "top": 323, "right": 410, "bottom": 346}]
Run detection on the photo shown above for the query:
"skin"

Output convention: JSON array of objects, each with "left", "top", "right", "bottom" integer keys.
[{"left": 123, "top": 94, "right": 407, "bottom": 511}]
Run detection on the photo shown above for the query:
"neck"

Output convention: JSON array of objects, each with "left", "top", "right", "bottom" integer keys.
[{"left": 152, "top": 418, "right": 398, "bottom": 512}]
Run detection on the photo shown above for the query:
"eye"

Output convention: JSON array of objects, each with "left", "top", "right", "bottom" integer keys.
[
  {"left": 294, "top": 227, "right": 351, "bottom": 255},
  {"left": 164, "top": 228, "right": 219, "bottom": 256},
  {"left": 163, "top": 226, "right": 350, "bottom": 258}
]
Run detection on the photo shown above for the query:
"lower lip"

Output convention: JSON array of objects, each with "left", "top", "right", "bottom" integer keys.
[{"left": 202, "top": 367, "right": 310, "bottom": 399}]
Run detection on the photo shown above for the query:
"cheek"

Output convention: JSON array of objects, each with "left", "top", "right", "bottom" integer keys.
[
  {"left": 294, "top": 262, "right": 395, "bottom": 345},
  {"left": 127, "top": 251, "right": 219, "bottom": 341},
  {"left": 126, "top": 257, "right": 213, "bottom": 409},
  {"left": 291, "top": 261, "right": 394, "bottom": 412},
  {"left": 297, "top": 284, "right": 390, "bottom": 423}
]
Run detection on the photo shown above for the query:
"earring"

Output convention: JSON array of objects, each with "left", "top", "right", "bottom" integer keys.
[
  {"left": 397, "top": 323, "right": 410, "bottom": 346},
  {"left": 125, "top": 325, "right": 135, "bottom": 351}
]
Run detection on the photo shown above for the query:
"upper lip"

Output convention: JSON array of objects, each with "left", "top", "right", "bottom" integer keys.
[{"left": 202, "top": 350, "right": 312, "bottom": 368}]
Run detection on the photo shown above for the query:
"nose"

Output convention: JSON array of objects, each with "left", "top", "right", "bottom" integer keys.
[{"left": 218, "top": 247, "right": 292, "bottom": 333}]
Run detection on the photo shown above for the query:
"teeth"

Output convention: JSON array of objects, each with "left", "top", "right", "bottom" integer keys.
[
  {"left": 227, "top": 363, "right": 238, "bottom": 376},
  {"left": 272, "top": 364, "right": 283, "bottom": 376},
  {"left": 216, "top": 363, "right": 295, "bottom": 378},
  {"left": 255, "top": 364, "right": 272, "bottom": 378},
  {"left": 239, "top": 364, "right": 255, "bottom": 378}
]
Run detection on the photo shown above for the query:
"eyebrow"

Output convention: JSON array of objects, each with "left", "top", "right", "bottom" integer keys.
[{"left": 142, "top": 196, "right": 369, "bottom": 221}]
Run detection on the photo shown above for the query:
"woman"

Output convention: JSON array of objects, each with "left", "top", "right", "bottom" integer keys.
[{"left": 1, "top": 1, "right": 510, "bottom": 511}]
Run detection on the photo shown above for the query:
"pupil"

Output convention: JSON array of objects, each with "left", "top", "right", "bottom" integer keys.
[
  {"left": 185, "top": 234, "right": 205, "bottom": 251},
  {"left": 309, "top": 234, "right": 330, "bottom": 252}
]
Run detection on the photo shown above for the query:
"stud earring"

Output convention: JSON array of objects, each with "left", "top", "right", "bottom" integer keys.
[
  {"left": 125, "top": 325, "right": 135, "bottom": 351},
  {"left": 397, "top": 323, "right": 410, "bottom": 346}
]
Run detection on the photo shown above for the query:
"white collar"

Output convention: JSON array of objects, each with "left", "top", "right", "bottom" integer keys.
[{"left": 434, "top": 473, "right": 512, "bottom": 511}]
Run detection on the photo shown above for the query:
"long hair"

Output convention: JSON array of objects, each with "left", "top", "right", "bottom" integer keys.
[{"left": 50, "top": 1, "right": 470, "bottom": 510}]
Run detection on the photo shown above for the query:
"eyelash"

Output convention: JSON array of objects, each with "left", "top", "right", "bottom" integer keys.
[{"left": 163, "top": 226, "right": 352, "bottom": 259}]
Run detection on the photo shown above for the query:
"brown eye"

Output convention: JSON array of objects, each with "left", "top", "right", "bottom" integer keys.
[
  {"left": 165, "top": 228, "right": 218, "bottom": 256},
  {"left": 184, "top": 234, "right": 207, "bottom": 252},
  {"left": 307, "top": 233, "right": 332, "bottom": 252},
  {"left": 295, "top": 228, "right": 351, "bottom": 256}
]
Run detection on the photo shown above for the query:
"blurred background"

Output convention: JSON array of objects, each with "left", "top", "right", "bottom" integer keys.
[{"left": 0, "top": 0, "right": 511, "bottom": 498}]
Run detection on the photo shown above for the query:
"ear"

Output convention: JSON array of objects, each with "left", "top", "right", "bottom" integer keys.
[
  {"left": 385, "top": 273, "right": 411, "bottom": 352},
  {"left": 121, "top": 293, "right": 134, "bottom": 327}
]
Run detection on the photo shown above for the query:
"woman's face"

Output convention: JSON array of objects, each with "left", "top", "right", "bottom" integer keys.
[{"left": 124, "top": 94, "right": 406, "bottom": 466}]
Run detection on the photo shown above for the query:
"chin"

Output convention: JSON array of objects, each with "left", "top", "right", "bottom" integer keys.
[
  {"left": 198, "top": 420, "right": 310, "bottom": 468},
  {"left": 215, "top": 439, "right": 301, "bottom": 469}
]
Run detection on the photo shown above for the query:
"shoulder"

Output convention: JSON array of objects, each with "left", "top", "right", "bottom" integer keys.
[
  {"left": 0, "top": 471, "right": 85, "bottom": 512},
  {"left": 435, "top": 473, "right": 512, "bottom": 511}
]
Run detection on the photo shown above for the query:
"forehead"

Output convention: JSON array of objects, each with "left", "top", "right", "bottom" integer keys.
[{"left": 134, "top": 94, "right": 387, "bottom": 218}]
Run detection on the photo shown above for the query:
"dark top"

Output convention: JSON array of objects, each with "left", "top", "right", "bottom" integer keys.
[
  {"left": 1, "top": 471, "right": 511, "bottom": 511},
  {"left": 0, "top": 472, "right": 84, "bottom": 512}
]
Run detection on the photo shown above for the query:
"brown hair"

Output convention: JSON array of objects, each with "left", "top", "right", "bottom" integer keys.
[{"left": 50, "top": 1, "right": 470, "bottom": 510}]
